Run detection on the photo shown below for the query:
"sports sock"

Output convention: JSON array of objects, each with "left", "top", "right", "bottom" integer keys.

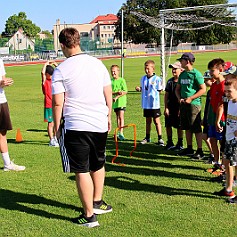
[
  {"left": 1, "top": 152, "right": 11, "bottom": 166},
  {"left": 178, "top": 138, "right": 183, "bottom": 146},
  {"left": 93, "top": 200, "right": 102, "bottom": 205},
  {"left": 146, "top": 134, "right": 150, "bottom": 140},
  {"left": 158, "top": 135, "right": 162, "bottom": 140}
]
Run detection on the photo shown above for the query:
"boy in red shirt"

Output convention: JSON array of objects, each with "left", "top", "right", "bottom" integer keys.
[{"left": 41, "top": 61, "right": 59, "bottom": 147}]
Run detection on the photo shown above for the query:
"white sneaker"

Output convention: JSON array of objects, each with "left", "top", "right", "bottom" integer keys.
[
  {"left": 49, "top": 138, "right": 59, "bottom": 147},
  {"left": 4, "top": 161, "right": 26, "bottom": 171}
]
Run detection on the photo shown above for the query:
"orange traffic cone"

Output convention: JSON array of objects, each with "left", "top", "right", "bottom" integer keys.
[{"left": 16, "top": 128, "right": 23, "bottom": 142}]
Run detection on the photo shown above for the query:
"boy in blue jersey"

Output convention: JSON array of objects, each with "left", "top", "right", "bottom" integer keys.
[{"left": 135, "top": 60, "right": 164, "bottom": 146}]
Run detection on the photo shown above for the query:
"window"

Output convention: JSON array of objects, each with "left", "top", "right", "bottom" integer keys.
[{"left": 101, "top": 34, "right": 104, "bottom": 38}]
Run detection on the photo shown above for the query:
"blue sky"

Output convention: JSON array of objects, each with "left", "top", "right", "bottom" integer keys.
[
  {"left": 0, "top": 0, "right": 126, "bottom": 33},
  {"left": 0, "top": 0, "right": 236, "bottom": 33}
]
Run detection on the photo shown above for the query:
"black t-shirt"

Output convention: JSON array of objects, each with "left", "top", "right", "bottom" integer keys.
[{"left": 165, "top": 77, "right": 179, "bottom": 109}]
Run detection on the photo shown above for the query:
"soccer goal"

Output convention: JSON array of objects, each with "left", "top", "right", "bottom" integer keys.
[{"left": 131, "top": 3, "right": 237, "bottom": 85}]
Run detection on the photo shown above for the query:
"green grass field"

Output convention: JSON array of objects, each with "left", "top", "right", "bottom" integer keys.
[{"left": 1, "top": 51, "right": 236, "bottom": 237}]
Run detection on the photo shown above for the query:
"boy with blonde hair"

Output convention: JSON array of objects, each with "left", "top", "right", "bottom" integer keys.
[
  {"left": 135, "top": 60, "right": 164, "bottom": 146},
  {"left": 111, "top": 65, "right": 127, "bottom": 140}
]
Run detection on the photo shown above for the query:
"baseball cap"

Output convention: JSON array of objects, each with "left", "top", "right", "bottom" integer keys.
[
  {"left": 203, "top": 70, "right": 212, "bottom": 79},
  {"left": 177, "top": 52, "right": 195, "bottom": 62},
  {"left": 221, "top": 65, "right": 237, "bottom": 76},
  {"left": 224, "top": 61, "right": 234, "bottom": 71},
  {"left": 169, "top": 61, "right": 182, "bottom": 69}
]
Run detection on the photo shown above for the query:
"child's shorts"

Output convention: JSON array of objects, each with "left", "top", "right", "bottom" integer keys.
[
  {"left": 143, "top": 109, "right": 161, "bottom": 118},
  {"left": 208, "top": 125, "right": 224, "bottom": 140},
  {"left": 180, "top": 104, "right": 202, "bottom": 133},
  {"left": 224, "top": 138, "right": 237, "bottom": 166},
  {"left": 44, "top": 108, "right": 53, "bottom": 123},
  {"left": 0, "top": 102, "right": 12, "bottom": 130},
  {"left": 114, "top": 107, "right": 126, "bottom": 112}
]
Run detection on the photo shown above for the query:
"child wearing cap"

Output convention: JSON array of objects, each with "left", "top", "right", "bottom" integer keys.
[
  {"left": 164, "top": 61, "right": 184, "bottom": 150},
  {"left": 202, "top": 70, "right": 214, "bottom": 162},
  {"left": 214, "top": 67, "right": 237, "bottom": 201},
  {"left": 41, "top": 60, "right": 59, "bottom": 147},
  {"left": 175, "top": 52, "right": 206, "bottom": 158}
]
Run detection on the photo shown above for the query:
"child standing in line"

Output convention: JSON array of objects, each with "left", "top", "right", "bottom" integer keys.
[
  {"left": 214, "top": 66, "right": 237, "bottom": 200},
  {"left": 135, "top": 60, "right": 164, "bottom": 146},
  {"left": 164, "top": 61, "right": 184, "bottom": 150},
  {"left": 111, "top": 65, "right": 127, "bottom": 140},
  {"left": 41, "top": 61, "right": 59, "bottom": 147},
  {"left": 201, "top": 70, "right": 214, "bottom": 163}
]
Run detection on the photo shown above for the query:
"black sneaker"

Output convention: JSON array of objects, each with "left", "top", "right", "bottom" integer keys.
[
  {"left": 171, "top": 144, "right": 183, "bottom": 151},
  {"left": 93, "top": 200, "right": 112, "bottom": 215},
  {"left": 164, "top": 141, "right": 175, "bottom": 150},
  {"left": 192, "top": 151, "right": 205, "bottom": 160},
  {"left": 177, "top": 148, "right": 194, "bottom": 157},
  {"left": 71, "top": 214, "right": 99, "bottom": 228}
]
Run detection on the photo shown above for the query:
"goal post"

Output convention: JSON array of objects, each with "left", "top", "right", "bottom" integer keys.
[{"left": 131, "top": 3, "right": 237, "bottom": 86}]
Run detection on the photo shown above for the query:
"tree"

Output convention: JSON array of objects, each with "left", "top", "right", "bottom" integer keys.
[
  {"left": 3, "top": 12, "right": 41, "bottom": 38},
  {"left": 115, "top": 0, "right": 235, "bottom": 46}
]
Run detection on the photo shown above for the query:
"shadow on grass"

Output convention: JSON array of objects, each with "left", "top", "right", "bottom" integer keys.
[
  {"left": 7, "top": 138, "right": 48, "bottom": 146},
  {"left": 105, "top": 162, "right": 208, "bottom": 182},
  {"left": 27, "top": 129, "right": 47, "bottom": 133},
  {"left": 105, "top": 176, "right": 216, "bottom": 199},
  {"left": 0, "top": 189, "right": 81, "bottom": 221}
]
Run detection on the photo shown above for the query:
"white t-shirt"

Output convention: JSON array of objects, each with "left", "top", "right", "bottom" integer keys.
[
  {"left": 226, "top": 100, "right": 237, "bottom": 141},
  {"left": 52, "top": 54, "right": 111, "bottom": 133},
  {"left": 0, "top": 59, "right": 7, "bottom": 104}
]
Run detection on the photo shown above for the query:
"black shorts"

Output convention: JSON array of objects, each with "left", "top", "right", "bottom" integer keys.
[
  {"left": 0, "top": 102, "right": 12, "bottom": 131},
  {"left": 58, "top": 128, "right": 107, "bottom": 173},
  {"left": 180, "top": 104, "right": 202, "bottom": 133},
  {"left": 114, "top": 107, "right": 126, "bottom": 112},
  {"left": 143, "top": 109, "right": 161, "bottom": 118},
  {"left": 165, "top": 109, "right": 181, "bottom": 128}
]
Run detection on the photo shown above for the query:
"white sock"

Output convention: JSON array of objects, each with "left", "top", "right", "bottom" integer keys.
[{"left": 1, "top": 152, "right": 11, "bottom": 166}]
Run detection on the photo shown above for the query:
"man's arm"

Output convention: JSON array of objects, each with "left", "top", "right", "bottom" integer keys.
[
  {"left": 52, "top": 93, "right": 64, "bottom": 138},
  {"left": 175, "top": 83, "right": 181, "bottom": 102},
  {"left": 103, "top": 84, "right": 112, "bottom": 132}
]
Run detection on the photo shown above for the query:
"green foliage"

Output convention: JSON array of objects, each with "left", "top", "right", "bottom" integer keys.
[
  {"left": 1, "top": 51, "right": 237, "bottom": 236},
  {"left": 34, "top": 38, "right": 54, "bottom": 52},
  {"left": 3, "top": 12, "right": 41, "bottom": 38},
  {"left": 116, "top": 0, "right": 235, "bottom": 45}
]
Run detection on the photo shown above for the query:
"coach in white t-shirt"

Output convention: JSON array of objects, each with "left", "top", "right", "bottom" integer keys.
[
  {"left": 52, "top": 28, "right": 112, "bottom": 228},
  {"left": 0, "top": 59, "right": 25, "bottom": 171}
]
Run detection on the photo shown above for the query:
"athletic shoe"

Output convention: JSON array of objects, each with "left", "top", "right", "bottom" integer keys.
[
  {"left": 71, "top": 214, "right": 99, "bottom": 228},
  {"left": 203, "top": 154, "right": 215, "bottom": 164},
  {"left": 229, "top": 196, "right": 237, "bottom": 204},
  {"left": 207, "top": 163, "right": 225, "bottom": 176},
  {"left": 164, "top": 141, "right": 174, "bottom": 150},
  {"left": 141, "top": 138, "right": 151, "bottom": 144},
  {"left": 4, "top": 161, "right": 25, "bottom": 171},
  {"left": 93, "top": 200, "right": 112, "bottom": 215},
  {"left": 213, "top": 188, "right": 235, "bottom": 197},
  {"left": 177, "top": 148, "right": 194, "bottom": 157},
  {"left": 49, "top": 138, "right": 59, "bottom": 147},
  {"left": 192, "top": 151, "right": 205, "bottom": 160},
  {"left": 171, "top": 144, "right": 183, "bottom": 151},
  {"left": 117, "top": 134, "right": 125, "bottom": 141},
  {"left": 157, "top": 139, "right": 165, "bottom": 146}
]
